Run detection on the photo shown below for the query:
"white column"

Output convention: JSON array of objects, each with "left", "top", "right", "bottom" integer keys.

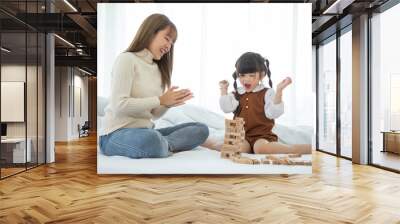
[
  {"left": 46, "top": 33, "right": 55, "bottom": 163},
  {"left": 45, "top": 1, "right": 56, "bottom": 163},
  {"left": 352, "top": 14, "right": 369, "bottom": 164}
]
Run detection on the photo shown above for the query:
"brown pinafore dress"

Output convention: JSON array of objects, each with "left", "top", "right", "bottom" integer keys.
[{"left": 233, "top": 88, "right": 278, "bottom": 149}]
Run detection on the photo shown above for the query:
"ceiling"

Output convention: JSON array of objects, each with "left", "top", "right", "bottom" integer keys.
[{"left": 0, "top": 0, "right": 392, "bottom": 76}]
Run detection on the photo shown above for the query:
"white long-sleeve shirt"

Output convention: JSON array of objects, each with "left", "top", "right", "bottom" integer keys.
[
  {"left": 101, "top": 48, "right": 168, "bottom": 136},
  {"left": 219, "top": 84, "right": 284, "bottom": 119}
]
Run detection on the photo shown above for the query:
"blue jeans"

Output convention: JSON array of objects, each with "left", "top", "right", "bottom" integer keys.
[{"left": 99, "top": 122, "right": 209, "bottom": 158}]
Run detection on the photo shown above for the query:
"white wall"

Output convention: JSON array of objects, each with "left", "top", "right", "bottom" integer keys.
[
  {"left": 55, "top": 67, "right": 68, "bottom": 141},
  {"left": 1, "top": 65, "right": 37, "bottom": 138},
  {"left": 1, "top": 64, "right": 46, "bottom": 164},
  {"left": 55, "top": 67, "right": 89, "bottom": 141}
]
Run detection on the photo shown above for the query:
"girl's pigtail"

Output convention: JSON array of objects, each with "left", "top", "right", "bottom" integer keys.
[
  {"left": 265, "top": 58, "right": 273, "bottom": 88},
  {"left": 232, "top": 71, "right": 240, "bottom": 100},
  {"left": 232, "top": 71, "right": 240, "bottom": 116}
]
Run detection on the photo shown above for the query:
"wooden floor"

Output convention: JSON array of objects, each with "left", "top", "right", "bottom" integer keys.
[
  {"left": 1, "top": 167, "right": 26, "bottom": 178},
  {"left": 1, "top": 134, "right": 400, "bottom": 223},
  {"left": 373, "top": 150, "right": 400, "bottom": 171}
]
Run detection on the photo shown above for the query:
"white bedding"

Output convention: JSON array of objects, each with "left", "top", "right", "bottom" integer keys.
[
  {"left": 153, "top": 104, "right": 313, "bottom": 149},
  {"left": 97, "top": 102, "right": 313, "bottom": 174},
  {"left": 98, "top": 146, "right": 311, "bottom": 174}
]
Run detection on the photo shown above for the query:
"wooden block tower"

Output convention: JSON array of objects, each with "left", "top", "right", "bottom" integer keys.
[
  {"left": 221, "top": 117, "right": 245, "bottom": 159},
  {"left": 220, "top": 118, "right": 311, "bottom": 166}
]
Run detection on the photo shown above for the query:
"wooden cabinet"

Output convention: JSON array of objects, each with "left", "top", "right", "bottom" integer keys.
[{"left": 382, "top": 132, "right": 400, "bottom": 154}]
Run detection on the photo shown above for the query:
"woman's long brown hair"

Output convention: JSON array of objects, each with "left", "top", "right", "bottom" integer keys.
[{"left": 126, "top": 14, "right": 177, "bottom": 90}]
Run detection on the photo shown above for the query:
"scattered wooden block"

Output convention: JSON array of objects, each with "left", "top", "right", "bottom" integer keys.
[
  {"left": 286, "top": 159, "right": 295, "bottom": 165},
  {"left": 272, "top": 160, "right": 282, "bottom": 165},
  {"left": 221, "top": 151, "right": 231, "bottom": 159},
  {"left": 260, "top": 158, "right": 271, "bottom": 164},
  {"left": 265, "top": 155, "right": 276, "bottom": 160},
  {"left": 279, "top": 158, "right": 289, "bottom": 165},
  {"left": 288, "top": 154, "right": 302, "bottom": 158},
  {"left": 231, "top": 156, "right": 253, "bottom": 164},
  {"left": 292, "top": 160, "right": 307, "bottom": 165},
  {"left": 221, "top": 151, "right": 240, "bottom": 158}
]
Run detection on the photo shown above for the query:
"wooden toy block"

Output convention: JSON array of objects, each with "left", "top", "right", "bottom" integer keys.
[
  {"left": 291, "top": 158, "right": 311, "bottom": 165},
  {"left": 286, "top": 159, "right": 295, "bottom": 165},
  {"left": 288, "top": 154, "right": 302, "bottom": 158},
  {"left": 303, "top": 161, "right": 312, "bottom": 166},
  {"left": 294, "top": 161, "right": 304, "bottom": 165},
  {"left": 252, "top": 159, "right": 260, "bottom": 164},
  {"left": 260, "top": 158, "right": 270, "bottom": 164},
  {"left": 221, "top": 151, "right": 231, "bottom": 158},
  {"left": 226, "top": 125, "right": 245, "bottom": 130},
  {"left": 223, "top": 138, "right": 244, "bottom": 143},
  {"left": 221, "top": 144, "right": 240, "bottom": 151},
  {"left": 221, "top": 151, "right": 240, "bottom": 158},
  {"left": 231, "top": 156, "right": 253, "bottom": 164},
  {"left": 226, "top": 120, "right": 244, "bottom": 124},
  {"left": 280, "top": 158, "right": 290, "bottom": 165},
  {"left": 224, "top": 139, "right": 244, "bottom": 145},
  {"left": 291, "top": 160, "right": 311, "bottom": 165},
  {"left": 274, "top": 157, "right": 291, "bottom": 164},
  {"left": 225, "top": 121, "right": 244, "bottom": 128},
  {"left": 265, "top": 155, "right": 278, "bottom": 160},
  {"left": 226, "top": 131, "right": 245, "bottom": 136},
  {"left": 226, "top": 121, "right": 245, "bottom": 127},
  {"left": 226, "top": 137, "right": 244, "bottom": 141},
  {"left": 271, "top": 160, "right": 282, "bottom": 165},
  {"left": 221, "top": 150, "right": 240, "bottom": 156},
  {"left": 232, "top": 117, "right": 244, "bottom": 121},
  {"left": 225, "top": 132, "right": 245, "bottom": 138}
]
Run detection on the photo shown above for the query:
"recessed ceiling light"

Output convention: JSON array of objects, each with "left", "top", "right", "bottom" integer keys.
[
  {"left": 1, "top": 47, "right": 11, "bottom": 53},
  {"left": 78, "top": 67, "right": 92, "bottom": 76},
  {"left": 63, "top": 0, "right": 78, "bottom": 12},
  {"left": 54, "top": 34, "right": 75, "bottom": 48}
]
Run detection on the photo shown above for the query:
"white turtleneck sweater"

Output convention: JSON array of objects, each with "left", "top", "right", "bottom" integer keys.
[{"left": 101, "top": 48, "right": 168, "bottom": 136}]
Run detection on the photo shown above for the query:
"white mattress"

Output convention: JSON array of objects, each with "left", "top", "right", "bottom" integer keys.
[
  {"left": 97, "top": 146, "right": 312, "bottom": 174},
  {"left": 97, "top": 103, "right": 313, "bottom": 174}
]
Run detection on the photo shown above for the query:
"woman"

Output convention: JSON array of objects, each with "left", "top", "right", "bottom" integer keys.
[{"left": 100, "top": 14, "right": 209, "bottom": 158}]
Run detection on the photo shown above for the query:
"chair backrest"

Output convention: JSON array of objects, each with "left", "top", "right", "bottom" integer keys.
[{"left": 82, "top": 121, "right": 90, "bottom": 129}]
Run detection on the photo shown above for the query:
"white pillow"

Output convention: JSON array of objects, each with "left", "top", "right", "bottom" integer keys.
[
  {"left": 153, "top": 119, "right": 174, "bottom": 129},
  {"left": 154, "top": 105, "right": 225, "bottom": 150},
  {"left": 272, "top": 124, "right": 313, "bottom": 144},
  {"left": 157, "top": 104, "right": 312, "bottom": 149},
  {"left": 160, "top": 106, "right": 194, "bottom": 125},
  {"left": 180, "top": 104, "right": 225, "bottom": 130}
]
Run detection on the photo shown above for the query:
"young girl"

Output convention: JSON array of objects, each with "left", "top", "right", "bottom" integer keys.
[
  {"left": 100, "top": 14, "right": 209, "bottom": 158},
  {"left": 219, "top": 52, "right": 311, "bottom": 154}
]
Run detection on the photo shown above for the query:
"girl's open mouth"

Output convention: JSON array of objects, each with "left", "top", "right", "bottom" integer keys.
[{"left": 244, "top": 84, "right": 251, "bottom": 89}]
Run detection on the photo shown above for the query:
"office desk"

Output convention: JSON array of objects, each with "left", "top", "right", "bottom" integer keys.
[{"left": 1, "top": 138, "right": 31, "bottom": 163}]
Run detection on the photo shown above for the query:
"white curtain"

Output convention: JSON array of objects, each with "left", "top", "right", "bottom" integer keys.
[{"left": 98, "top": 3, "right": 313, "bottom": 127}]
